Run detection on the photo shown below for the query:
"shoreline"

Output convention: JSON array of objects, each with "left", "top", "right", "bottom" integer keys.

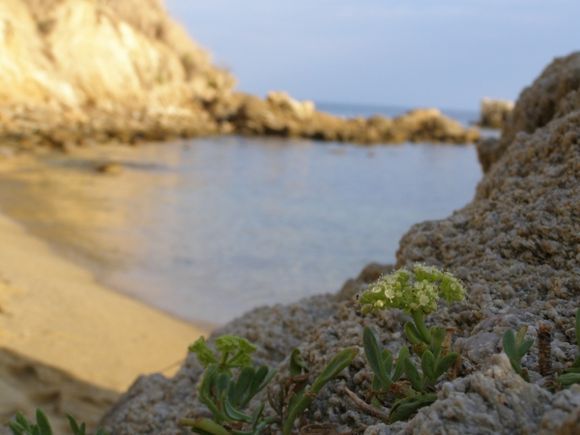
[{"left": 0, "top": 206, "right": 210, "bottom": 393}]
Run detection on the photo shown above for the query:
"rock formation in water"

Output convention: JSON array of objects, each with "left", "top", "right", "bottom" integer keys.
[
  {"left": 210, "top": 91, "right": 480, "bottom": 144},
  {"left": 479, "top": 97, "right": 514, "bottom": 129},
  {"left": 0, "top": 1, "right": 478, "bottom": 148},
  {"left": 101, "top": 53, "right": 580, "bottom": 434}
]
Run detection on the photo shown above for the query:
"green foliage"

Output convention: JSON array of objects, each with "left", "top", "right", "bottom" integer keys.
[
  {"left": 184, "top": 335, "right": 275, "bottom": 435},
  {"left": 359, "top": 266, "right": 464, "bottom": 423},
  {"left": 9, "top": 410, "right": 107, "bottom": 435},
  {"left": 363, "top": 326, "right": 408, "bottom": 394},
  {"left": 359, "top": 264, "right": 465, "bottom": 315},
  {"left": 184, "top": 336, "right": 357, "bottom": 435},
  {"left": 9, "top": 410, "right": 52, "bottom": 435},
  {"left": 388, "top": 393, "right": 437, "bottom": 424},
  {"left": 281, "top": 348, "right": 358, "bottom": 435},
  {"left": 558, "top": 308, "right": 580, "bottom": 387},
  {"left": 189, "top": 335, "right": 257, "bottom": 371},
  {"left": 502, "top": 326, "right": 533, "bottom": 381}
]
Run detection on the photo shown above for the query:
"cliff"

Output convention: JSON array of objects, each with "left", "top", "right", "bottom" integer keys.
[
  {"left": 102, "top": 53, "right": 580, "bottom": 434},
  {"left": 0, "top": 0, "right": 234, "bottom": 149},
  {"left": 0, "top": 1, "right": 479, "bottom": 148}
]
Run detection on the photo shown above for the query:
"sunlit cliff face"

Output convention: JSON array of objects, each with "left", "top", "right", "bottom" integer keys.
[{"left": 0, "top": 0, "right": 233, "bottom": 109}]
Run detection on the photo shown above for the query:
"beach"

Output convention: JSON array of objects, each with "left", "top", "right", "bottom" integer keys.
[{"left": 0, "top": 158, "right": 208, "bottom": 428}]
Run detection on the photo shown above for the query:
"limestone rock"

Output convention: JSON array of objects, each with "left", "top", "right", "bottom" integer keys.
[{"left": 479, "top": 98, "right": 514, "bottom": 129}]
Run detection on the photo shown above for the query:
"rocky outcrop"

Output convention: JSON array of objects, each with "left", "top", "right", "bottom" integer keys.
[
  {"left": 210, "top": 92, "right": 480, "bottom": 145},
  {"left": 0, "top": 1, "right": 479, "bottom": 148},
  {"left": 102, "top": 52, "right": 580, "bottom": 434},
  {"left": 479, "top": 97, "right": 514, "bottom": 129},
  {"left": 477, "top": 52, "right": 580, "bottom": 172},
  {"left": 0, "top": 0, "right": 233, "bottom": 149}
]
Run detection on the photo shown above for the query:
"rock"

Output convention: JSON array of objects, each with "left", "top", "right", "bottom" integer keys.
[
  {"left": 104, "top": 42, "right": 580, "bottom": 435},
  {"left": 266, "top": 91, "right": 316, "bottom": 121},
  {"left": 0, "top": 0, "right": 233, "bottom": 149},
  {"left": 95, "top": 162, "right": 123, "bottom": 175},
  {"left": 365, "top": 355, "right": 580, "bottom": 435},
  {"left": 479, "top": 52, "right": 580, "bottom": 171},
  {"left": 479, "top": 98, "right": 514, "bottom": 129},
  {"left": 229, "top": 93, "right": 480, "bottom": 145},
  {"left": 102, "top": 52, "right": 580, "bottom": 434}
]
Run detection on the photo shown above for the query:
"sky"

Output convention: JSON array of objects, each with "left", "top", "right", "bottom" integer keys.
[{"left": 166, "top": 1, "right": 580, "bottom": 111}]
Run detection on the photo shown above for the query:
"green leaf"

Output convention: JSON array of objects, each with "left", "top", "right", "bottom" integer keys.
[
  {"left": 289, "top": 349, "right": 308, "bottom": 376},
  {"left": 283, "top": 348, "right": 357, "bottom": 435},
  {"left": 575, "top": 308, "right": 580, "bottom": 349},
  {"left": 393, "top": 346, "right": 410, "bottom": 381},
  {"left": 388, "top": 394, "right": 437, "bottom": 423},
  {"left": 180, "top": 417, "right": 231, "bottom": 435},
  {"left": 515, "top": 326, "right": 527, "bottom": 345},
  {"left": 216, "top": 336, "right": 256, "bottom": 368},
  {"left": 430, "top": 327, "right": 446, "bottom": 357},
  {"left": 502, "top": 330, "right": 517, "bottom": 362},
  {"left": 230, "top": 367, "right": 254, "bottom": 406},
  {"left": 404, "top": 322, "right": 423, "bottom": 346},
  {"left": 35, "top": 410, "right": 53, "bottom": 435},
  {"left": 421, "top": 351, "right": 436, "bottom": 380},
  {"left": 382, "top": 349, "right": 393, "bottom": 376},
  {"left": 189, "top": 337, "right": 218, "bottom": 368},
  {"left": 558, "top": 372, "right": 580, "bottom": 386},
  {"left": 404, "top": 359, "right": 422, "bottom": 392},
  {"left": 67, "top": 415, "right": 84, "bottom": 435},
  {"left": 310, "top": 348, "right": 358, "bottom": 393},
  {"left": 223, "top": 396, "right": 252, "bottom": 423},
  {"left": 411, "top": 311, "right": 432, "bottom": 345},
  {"left": 518, "top": 338, "right": 534, "bottom": 360},
  {"left": 363, "top": 327, "right": 390, "bottom": 389}
]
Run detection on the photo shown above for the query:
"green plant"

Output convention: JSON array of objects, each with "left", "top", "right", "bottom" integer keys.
[
  {"left": 363, "top": 326, "right": 408, "bottom": 395},
  {"left": 359, "top": 264, "right": 465, "bottom": 422},
  {"left": 558, "top": 308, "right": 580, "bottom": 387},
  {"left": 9, "top": 409, "right": 107, "bottom": 435},
  {"left": 502, "top": 326, "right": 533, "bottom": 381},
  {"left": 280, "top": 348, "right": 358, "bottom": 435},
  {"left": 185, "top": 336, "right": 357, "bottom": 435},
  {"left": 183, "top": 335, "right": 276, "bottom": 434}
]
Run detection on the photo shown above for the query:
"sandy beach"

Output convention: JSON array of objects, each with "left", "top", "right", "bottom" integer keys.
[{"left": 0, "top": 164, "right": 208, "bottom": 428}]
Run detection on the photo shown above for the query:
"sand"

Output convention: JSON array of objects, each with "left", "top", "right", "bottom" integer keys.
[{"left": 0, "top": 156, "right": 208, "bottom": 428}]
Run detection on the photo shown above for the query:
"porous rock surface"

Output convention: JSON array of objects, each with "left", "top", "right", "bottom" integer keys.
[
  {"left": 479, "top": 97, "right": 514, "bottom": 129},
  {"left": 477, "top": 51, "right": 580, "bottom": 172},
  {"left": 102, "top": 55, "right": 580, "bottom": 434}
]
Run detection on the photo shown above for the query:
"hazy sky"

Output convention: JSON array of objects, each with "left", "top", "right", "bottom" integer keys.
[{"left": 166, "top": 1, "right": 580, "bottom": 111}]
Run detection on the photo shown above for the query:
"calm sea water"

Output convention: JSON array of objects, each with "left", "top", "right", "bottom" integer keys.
[{"left": 0, "top": 105, "right": 482, "bottom": 325}]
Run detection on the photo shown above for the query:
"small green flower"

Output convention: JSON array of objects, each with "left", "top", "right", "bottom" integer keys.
[
  {"left": 360, "top": 264, "right": 465, "bottom": 315},
  {"left": 189, "top": 337, "right": 218, "bottom": 367},
  {"left": 189, "top": 335, "right": 256, "bottom": 371}
]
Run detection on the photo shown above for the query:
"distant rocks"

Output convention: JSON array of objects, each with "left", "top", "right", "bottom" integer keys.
[
  {"left": 212, "top": 92, "right": 480, "bottom": 145},
  {"left": 479, "top": 97, "right": 514, "bottom": 129},
  {"left": 95, "top": 162, "right": 123, "bottom": 175}
]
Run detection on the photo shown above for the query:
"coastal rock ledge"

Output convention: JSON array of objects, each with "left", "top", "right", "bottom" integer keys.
[
  {"left": 0, "top": 0, "right": 478, "bottom": 149},
  {"left": 102, "top": 53, "right": 580, "bottom": 434}
]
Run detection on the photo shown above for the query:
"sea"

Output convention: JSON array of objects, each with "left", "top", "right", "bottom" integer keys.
[{"left": 0, "top": 103, "right": 484, "bottom": 325}]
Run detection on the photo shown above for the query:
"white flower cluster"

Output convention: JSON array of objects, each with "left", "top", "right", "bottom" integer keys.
[{"left": 360, "top": 264, "right": 465, "bottom": 314}]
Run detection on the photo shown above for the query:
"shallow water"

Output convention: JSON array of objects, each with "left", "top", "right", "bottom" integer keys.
[{"left": 0, "top": 135, "right": 481, "bottom": 325}]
